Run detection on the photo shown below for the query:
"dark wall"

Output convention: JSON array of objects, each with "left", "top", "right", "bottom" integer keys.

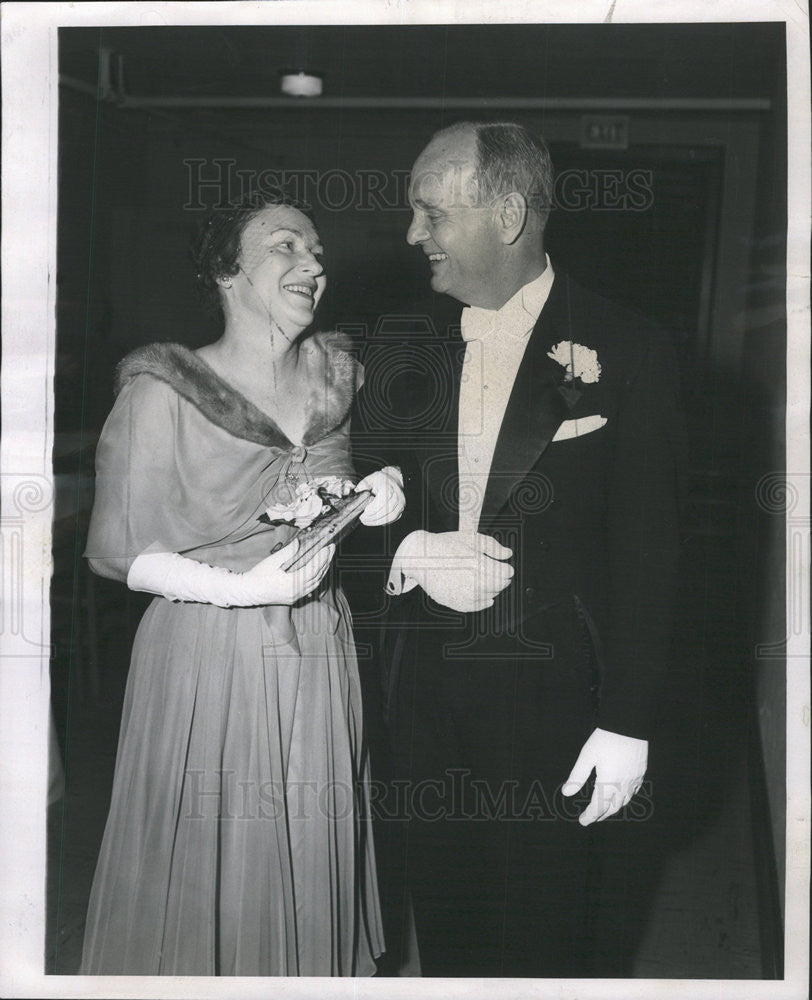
[
  {"left": 57, "top": 21, "right": 787, "bottom": 435},
  {"left": 57, "top": 102, "right": 751, "bottom": 428},
  {"left": 739, "top": 47, "right": 788, "bottom": 951}
]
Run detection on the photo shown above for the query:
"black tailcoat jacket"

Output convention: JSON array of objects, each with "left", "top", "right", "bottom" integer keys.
[
  {"left": 377, "top": 269, "right": 685, "bottom": 976},
  {"left": 383, "top": 269, "right": 685, "bottom": 742}
]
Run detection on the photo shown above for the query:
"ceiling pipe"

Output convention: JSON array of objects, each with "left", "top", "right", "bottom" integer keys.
[
  {"left": 57, "top": 57, "right": 770, "bottom": 112},
  {"left": 59, "top": 74, "right": 100, "bottom": 98},
  {"left": 57, "top": 50, "right": 771, "bottom": 111},
  {"left": 116, "top": 94, "right": 771, "bottom": 111}
]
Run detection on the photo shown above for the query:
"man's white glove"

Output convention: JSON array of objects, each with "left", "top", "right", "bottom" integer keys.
[
  {"left": 356, "top": 466, "right": 406, "bottom": 526},
  {"left": 127, "top": 539, "right": 335, "bottom": 608},
  {"left": 562, "top": 727, "right": 648, "bottom": 826},
  {"left": 385, "top": 529, "right": 513, "bottom": 613}
]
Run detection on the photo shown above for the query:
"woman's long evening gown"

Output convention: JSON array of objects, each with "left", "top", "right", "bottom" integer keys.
[{"left": 79, "top": 334, "right": 384, "bottom": 976}]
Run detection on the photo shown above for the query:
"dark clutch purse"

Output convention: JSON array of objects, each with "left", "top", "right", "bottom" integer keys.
[{"left": 278, "top": 490, "right": 373, "bottom": 570}]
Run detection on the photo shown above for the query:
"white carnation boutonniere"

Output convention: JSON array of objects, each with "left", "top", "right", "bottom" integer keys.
[{"left": 547, "top": 341, "right": 602, "bottom": 385}]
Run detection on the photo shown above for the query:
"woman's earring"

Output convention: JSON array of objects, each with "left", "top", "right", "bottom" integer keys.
[{"left": 221, "top": 277, "right": 233, "bottom": 288}]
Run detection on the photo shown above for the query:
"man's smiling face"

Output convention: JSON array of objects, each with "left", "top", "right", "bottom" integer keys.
[{"left": 406, "top": 128, "right": 504, "bottom": 309}]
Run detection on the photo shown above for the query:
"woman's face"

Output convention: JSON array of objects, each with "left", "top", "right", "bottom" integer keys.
[{"left": 229, "top": 204, "right": 326, "bottom": 336}]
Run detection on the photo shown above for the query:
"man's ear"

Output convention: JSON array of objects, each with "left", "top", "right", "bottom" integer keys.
[{"left": 494, "top": 192, "right": 528, "bottom": 244}]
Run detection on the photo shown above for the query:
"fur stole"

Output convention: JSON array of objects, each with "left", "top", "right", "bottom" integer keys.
[{"left": 114, "top": 331, "right": 360, "bottom": 449}]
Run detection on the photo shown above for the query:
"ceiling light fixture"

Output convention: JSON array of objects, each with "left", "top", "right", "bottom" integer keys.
[{"left": 279, "top": 70, "right": 323, "bottom": 97}]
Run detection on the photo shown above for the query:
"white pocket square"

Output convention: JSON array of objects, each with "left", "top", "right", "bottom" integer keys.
[{"left": 552, "top": 415, "right": 607, "bottom": 442}]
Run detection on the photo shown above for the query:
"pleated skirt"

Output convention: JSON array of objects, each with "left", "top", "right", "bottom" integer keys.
[{"left": 80, "top": 590, "right": 384, "bottom": 975}]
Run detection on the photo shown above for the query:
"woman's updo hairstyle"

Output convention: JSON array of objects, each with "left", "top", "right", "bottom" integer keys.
[{"left": 192, "top": 185, "right": 316, "bottom": 311}]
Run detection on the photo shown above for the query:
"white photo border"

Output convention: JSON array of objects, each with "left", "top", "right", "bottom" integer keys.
[{"left": 1, "top": 2, "right": 809, "bottom": 998}]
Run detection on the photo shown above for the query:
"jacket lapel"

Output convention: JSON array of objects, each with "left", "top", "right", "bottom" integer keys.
[{"left": 479, "top": 275, "right": 573, "bottom": 532}]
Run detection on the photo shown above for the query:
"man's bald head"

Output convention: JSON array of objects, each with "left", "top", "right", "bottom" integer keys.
[
  {"left": 406, "top": 121, "right": 552, "bottom": 308},
  {"left": 424, "top": 121, "right": 554, "bottom": 229}
]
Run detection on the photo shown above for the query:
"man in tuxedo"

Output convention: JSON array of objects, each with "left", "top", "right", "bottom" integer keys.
[{"left": 381, "top": 121, "right": 684, "bottom": 976}]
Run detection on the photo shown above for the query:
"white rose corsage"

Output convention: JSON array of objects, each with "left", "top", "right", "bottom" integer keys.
[
  {"left": 262, "top": 476, "right": 355, "bottom": 529},
  {"left": 547, "top": 341, "right": 601, "bottom": 384}
]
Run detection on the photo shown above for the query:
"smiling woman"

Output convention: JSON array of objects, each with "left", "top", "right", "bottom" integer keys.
[
  {"left": 77, "top": 187, "right": 404, "bottom": 975},
  {"left": 194, "top": 192, "right": 323, "bottom": 327},
  {"left": 193, "top": 196, "right": 329, "bottom": 441}
]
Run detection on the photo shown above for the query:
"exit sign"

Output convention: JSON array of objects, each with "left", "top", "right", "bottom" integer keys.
[{"left": 580, "top": 116, "right": 630, "bottom": 149}]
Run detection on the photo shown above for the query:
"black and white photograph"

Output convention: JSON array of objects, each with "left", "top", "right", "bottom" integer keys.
[{"left": 1, "top": 2, "right": 809, "bottom": 998}]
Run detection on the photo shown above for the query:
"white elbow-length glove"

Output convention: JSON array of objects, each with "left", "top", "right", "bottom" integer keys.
[{"left": 127, "top": 538, "right": 334, "bottom": 608}]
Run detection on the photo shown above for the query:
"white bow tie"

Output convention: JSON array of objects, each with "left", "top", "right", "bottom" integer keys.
[
  {"left": 460, "top": 296, "right": 534, "bottom": 343},
  {"left": 460, "top": 307, "right": 497, "bottom": 343}
]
